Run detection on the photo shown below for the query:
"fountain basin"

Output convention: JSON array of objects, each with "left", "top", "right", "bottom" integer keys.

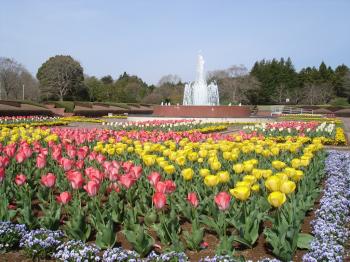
[{"left": 153, "top": 105, "right": 251, "bottom": 118}]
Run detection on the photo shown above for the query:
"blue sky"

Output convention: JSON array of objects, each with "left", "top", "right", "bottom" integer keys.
[{"left": 1, "top": 0, "right": 349, "bottom": 84}]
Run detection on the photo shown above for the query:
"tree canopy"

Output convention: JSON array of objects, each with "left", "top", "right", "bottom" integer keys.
[{"left": 37, "top": 55, "right": 84, "bottom": 101}]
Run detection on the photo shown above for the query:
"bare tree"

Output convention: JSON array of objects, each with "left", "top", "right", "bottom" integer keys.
[
  {"left": 0, "top": 57, "right": 39, "bottom": 100},
  {"left": 0, "top": 57, "right": 22, "bottom": 99}
]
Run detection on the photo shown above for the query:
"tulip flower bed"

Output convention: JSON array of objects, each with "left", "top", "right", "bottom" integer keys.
[
  {"left": 105, "top": 119, "right": 229, "bottom": 133},
  {"left": 0, "top": 123, "right": 336, "bottom": 261},
  {"left": 0, "top": 116, "right": 69, "bottom": 128},
  {"left": 243, "top": 121, "right": 347, "bottom": 145}
]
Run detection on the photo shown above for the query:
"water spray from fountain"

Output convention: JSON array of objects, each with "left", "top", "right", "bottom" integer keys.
[{"left": 183, "top": 54, "right": 220, "bottom": 105}]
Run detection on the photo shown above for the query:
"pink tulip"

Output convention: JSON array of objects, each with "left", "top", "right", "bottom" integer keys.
[
  {"left": 22, "top": 146, "right": 32, "bottom": 158},
  {"left": 56, "top": 191, "right": 72, "bottom": 204},
  {"left": 66, "top": 170, "right": 84, "bottom": 189},
  {"left": 15, "top": 174, "right": 26, "bottom": 186},
  {"left": 153, "top": 192, "right": 167, "bottom": 209},
  {"left": 0, "top": 168, "right": 5, "bottom": 182},
  {"left": 77, "top": 146, "right": 89, "bottom": 160},
  {"left": 36, "top": 154, "right": 46, "bottom": 169},
  {"left": 155, "top": 181, "right": 167, "bottom": 193},
  {"left": 83, "top": 180, "right": 100, "bottom": 196},
  {"left": 148, "top": 172, "right": 161, "bottom": 186},
  {"left": 122, "top": 161, "right": 134, "bottom": 173},
  {"left": 106, "top": 183, "right": 120, "bottom": 194},
  {"left": 4, "top": 145, "right": 16, "bottom": 157},
  {"left": 0, "top": 155, "right": 9, "bottom": 168},
  {"left": 15, "top": 151, "right": 26, "bottom": 163},
  {"left": 187, "top": 192, "right": 199, "bottom": 208},
  {"left": 41, "top": 173, "right": 56, "bottom": 188},
  {"left": 75, "top": 160, "right": 84, "bottom": 170},
  {"left": 96, "top": 154, "right": 106, "bottom": 164},
  {"left": 214, "top": 192, "right": 231, "bottom": 211},
  {"left": 119, "top": 174, "right": 136, "bottom": 189},
  {"left": 130, "top": 165, "right": 142, "bottom": 179},
  {"left": 164, "top": 180, "right": 176, "bottom": 194},
  {"left": 85, "top": 167, "right": 104, "bottom": 182},
  {"left": 60, "top": 158, "right": 74, "bottom": 171}
]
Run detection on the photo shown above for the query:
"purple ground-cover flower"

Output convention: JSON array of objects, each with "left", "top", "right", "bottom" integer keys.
[
  {"left": 20, "top": 228, "right": 64, "bottom": 259},
  {"left": 53, "top": 240, "right": 101, "bottom": 261},
  {"left": 0, "top": 221, "right": 27, "bottom": 251},
  {"left": 303, "top": 151, "right": 350, "bottom": 262}
]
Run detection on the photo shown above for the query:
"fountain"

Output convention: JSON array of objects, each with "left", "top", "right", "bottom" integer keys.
[
  {"left": 153, "top": 54, "right": 251, "bottom": 118},
  {"left": 183, "top": 54, "right": 219, "bottom": 105}
]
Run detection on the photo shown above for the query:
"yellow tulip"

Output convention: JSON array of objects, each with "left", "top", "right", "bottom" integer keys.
[
  {"left": 217, "top": 171, "right": 230, "bottom": 183},
  {"left": 188, "top": 152, "right": 199, "bottom": 162},
  {"left": 235, "top": 181, "right": 251, "bottom": 187},
  {"left": 164, "top": 165, "right": 176, "bottom": 175},
  {"left": 210, "top": 161, "right": 221, "bottom": 171},
  {"left": 199, "top": 169, "right": 211, "bottom": 177},
  {"left": 265, "top": 176, "right": 281, "bottom": 191},
  {"left": 261, "top": 169, "right": 273, "bottom": 179},
  {"left": 143, "top": 155, "right": 156, "bottom": 166},
  {"left": 181, "top": 168, "right": 194, "bottom": 180},
  {"left": 252, "top": 169, "right": 262, "bottom": 179},
  {"left": 198, "top": 149, "right": 208, "bottom": 158},
  {"left": 268, "top": 191, "right": 287, "bottom": 208},
  {"left": 242, "top": 175, "right": 256, "bottom": 185},
  {"left": 284, "top": 167, "right": 296, "bottom": 177},
  {"left": 175, "top": 156, "right": 186, "bottom": 166},
  {"left": 292, "top": 170, "right": 304, "bottom": 181},
  {"left": 272, "top": 160, "right": 286, "bottom": 170},
  {"left": 276, "top": 172, "right": 289, "bottom": 181},
  {"left": 204, "top": 175, "right": 219, "bottom": 187},
  {"left": 271, "top": 147, "right": 280, "bottom": 156},
  {"left": 233, "top": 163, "right": 244, "bottom": 174},
  {"left": 251, "top": 183, "right": 260, "bottom": 192},
  {"left": 280, "top": 180, "right": 296, "bottom": 194},
  {"left": 230, "top": 186, "right": 250, "bottom": 201},
  {"left": 198, "top": 157, "right": 204, "bottom": 163},
  {"left": 243, "top": 163, "right": 254, "bottom": 173},
  {"left": 222, "top": 151, "right": 232, "bottom": 160}
]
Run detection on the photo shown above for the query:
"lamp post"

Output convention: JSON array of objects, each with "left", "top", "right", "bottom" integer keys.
[{"left": 22, "top": 84, "right": 24, "bottom": 100}]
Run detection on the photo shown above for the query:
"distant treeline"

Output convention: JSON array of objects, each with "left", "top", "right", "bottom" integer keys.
[{"left": 1, "top": 55, "right": 349, "bottom": 105}]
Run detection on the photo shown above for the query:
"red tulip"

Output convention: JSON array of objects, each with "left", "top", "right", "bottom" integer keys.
[
  {"left": 164, "top": 180, "right": 176, "bottom": 193},
  {"left": 153, "top": 192, "right": 167, "bottom": 209},
  {"left": 66, "top": 170, "right": 84, "bottom": 189},
  {"left": 36, "top": 154, "right": 46, "bottom": 169},
  {"left": 119, "top": 174, "right": 136, "bottom": 189},
  {"left": 148, "top": 172, "right": 161, "bottom": 186},
  {"left": 15, "top": 151, "right": 26, "bottom": 163},
  {"left": 214, "top": 192, "right": 231, "bottom": 211},
  {"left": 130, "top": 165, "right": 142, "bottom": 179},
  {"left": 0, "top": 156, "right": 9, "bottom": 168},
  {"left": 0, "top": 168, "right": 5, "bottom": 182},
  {"left": 15, "top": 174, "right": 26, "bottom": 186},
  {"left": 56, "top": 191, "right": 72, "bottom": 204},
  {"left": 83, "top": 180, "right": 100, "bottom": 197},
  {"left": 187, "top": 192, "right": 199, "bottom": 208},
  {"left": 155, "top": 181, "right": 167, "bottom": 193},
  {"left": 41, "top": 173, "right": 56, "bottom": 188}
]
